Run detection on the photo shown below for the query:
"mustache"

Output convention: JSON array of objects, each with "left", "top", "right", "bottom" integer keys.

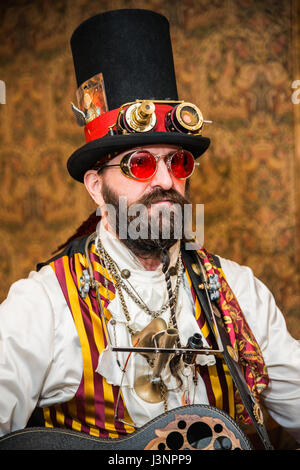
[
  {"left": 132, "top": 187, "right": 190, "bottom": 208},
  {"left": 100, "top": 181, "right": 191, "bottom": 262}
]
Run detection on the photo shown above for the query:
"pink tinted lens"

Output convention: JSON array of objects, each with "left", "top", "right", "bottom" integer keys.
[
  {"left": 170, "top": 150, "right": 195, "bottom": 178},
  {"left": 129, "top": 151, "right": 157, "bottom": 180}
]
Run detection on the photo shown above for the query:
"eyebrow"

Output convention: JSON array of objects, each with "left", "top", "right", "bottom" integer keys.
[{"left": 138, "top": 147, "right": 182, "bottom": 156}]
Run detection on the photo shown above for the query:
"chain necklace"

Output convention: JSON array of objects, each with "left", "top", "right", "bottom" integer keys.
[
  {"left": 95, "top": 237, "right": 184, "bottom": 411},
  {"left": 97, "top": 238, "right": 184, "bottom": 326}
]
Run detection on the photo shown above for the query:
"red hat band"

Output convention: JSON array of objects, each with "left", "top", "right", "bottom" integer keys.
[
  {"left": 84, "top": 104, "right": 172, "bottom": 142},
  {"left": 84, "top": 101, "right": 205, "bottom": 143}
]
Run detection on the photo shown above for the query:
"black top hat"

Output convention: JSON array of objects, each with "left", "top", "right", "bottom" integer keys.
[{"left": 67, "top": 9, "right": 210, "bottom": 182}]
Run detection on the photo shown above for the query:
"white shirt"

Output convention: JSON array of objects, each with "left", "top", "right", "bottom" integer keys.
[{"left": 0, "top": 227, "right": 299, "bottom": 442}]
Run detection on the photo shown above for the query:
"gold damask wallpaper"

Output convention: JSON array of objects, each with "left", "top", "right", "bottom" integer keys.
[{"left": 0, "top": 0, "right": 299, "bottom": 341}]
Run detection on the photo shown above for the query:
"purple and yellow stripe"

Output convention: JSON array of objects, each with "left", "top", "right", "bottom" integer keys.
[
  {"left": 42, "top": 245, "right": 133, "bottom": 437},
  {"left": 42, "top": 242, "right": 236, "bottom": 436}
]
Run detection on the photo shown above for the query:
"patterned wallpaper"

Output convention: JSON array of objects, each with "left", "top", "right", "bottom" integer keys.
[{"left": 0, "top": 0, "right": 299, "bottom": 339}]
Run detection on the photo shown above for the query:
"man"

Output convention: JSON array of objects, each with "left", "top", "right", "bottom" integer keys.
[{"left": 0, "top": 9, "right": 299, "bottom": 450}]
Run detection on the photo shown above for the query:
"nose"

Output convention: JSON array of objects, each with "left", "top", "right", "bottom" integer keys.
[{"left": 149, "top": 157, "right": 173, "bottom": 190}]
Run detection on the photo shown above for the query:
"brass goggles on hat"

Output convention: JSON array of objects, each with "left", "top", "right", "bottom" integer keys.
[
  {"left": 101, "top": 149, "right": 199, "bottom": 181},
  {"left": 109, "top": 99, "right": 212, "bottom": 135}
]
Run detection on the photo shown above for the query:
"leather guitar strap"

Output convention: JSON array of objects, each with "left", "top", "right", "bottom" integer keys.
[{"left": 182, "top": 246, "right": 274, "bottom": 450}]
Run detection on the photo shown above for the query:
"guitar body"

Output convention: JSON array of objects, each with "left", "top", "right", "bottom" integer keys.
[{"left": 0, "top": 405, "right": 253, "bottom": 450}]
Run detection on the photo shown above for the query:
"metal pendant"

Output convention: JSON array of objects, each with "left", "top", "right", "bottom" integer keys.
[{"left": 121, "top": 268, "right": 131, "bottom": 279}]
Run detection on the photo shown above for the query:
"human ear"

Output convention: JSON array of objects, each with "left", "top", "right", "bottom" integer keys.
[{"left": 83, "top": 170, "right": 104, "bottom": 206}]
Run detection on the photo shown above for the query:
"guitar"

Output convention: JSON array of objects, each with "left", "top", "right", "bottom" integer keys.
[{"left": 0, "top": 404, "right": 253, "bottom": 450}]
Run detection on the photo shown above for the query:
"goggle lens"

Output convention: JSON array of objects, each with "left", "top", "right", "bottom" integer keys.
[
  {"left": 170, "top": 150, "right": 195, "bottom": 179},
  {"left": 129, "top": 151, "right": 157, "bottom": 180},
  {"left": 102, "top": 149, "right": 197, "bottom": 180},
  {"left": 127, "top": 149, "right": 195, "bottom": 180}
]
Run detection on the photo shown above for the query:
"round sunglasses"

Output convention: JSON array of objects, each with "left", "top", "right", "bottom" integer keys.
[{"left": 100, "top": 149, "right": 199, "bottom": 181}]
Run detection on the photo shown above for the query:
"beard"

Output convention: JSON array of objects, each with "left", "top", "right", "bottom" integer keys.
[{"left": 100, "top": 179, "right": 191, "bottom": 264}]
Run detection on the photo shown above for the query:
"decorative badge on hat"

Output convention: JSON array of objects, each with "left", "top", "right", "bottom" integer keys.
[
  {"left": 72, "top": 73, "right": 109, "bottom": 126},
  {"left": 67, "top": 9, "right": 212, "bottom": 182}
]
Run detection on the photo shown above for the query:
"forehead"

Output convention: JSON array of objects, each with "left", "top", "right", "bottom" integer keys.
[{"left": 111, "top": 144, "right": 181, "bottom": 163}]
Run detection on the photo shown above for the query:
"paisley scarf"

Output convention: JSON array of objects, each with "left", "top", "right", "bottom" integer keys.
[{"left": 197, "top": 248, "right": 269, "bottom": 423}]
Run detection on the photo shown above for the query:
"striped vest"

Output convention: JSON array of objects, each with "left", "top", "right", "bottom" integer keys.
[{"left": 37, "top": 236, "right": 241, "bottom": 437}]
